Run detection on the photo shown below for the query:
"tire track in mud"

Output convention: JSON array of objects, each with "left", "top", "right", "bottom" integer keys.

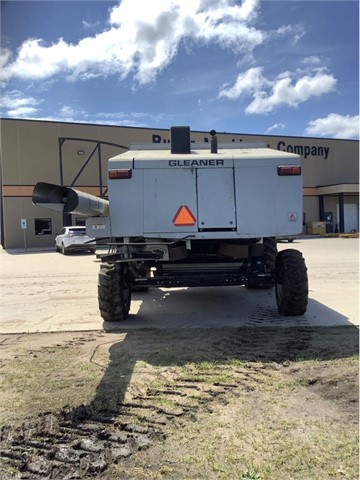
[
  {"left": 0, "top": 369, "right": 277, "bottom": 479},
  {"left": 211, "top": 326, "right": 312, "bottom": 362},
  {"left": 0, "top": 327, "right": 313, "bottom": 479}
]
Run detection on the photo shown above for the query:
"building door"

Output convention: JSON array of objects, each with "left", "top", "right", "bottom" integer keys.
[{"left": 337, "top": 204, "right": 359, "bottom": 232}]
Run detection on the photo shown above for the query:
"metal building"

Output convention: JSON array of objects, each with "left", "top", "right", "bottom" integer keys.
[{"left": 0, "top": 118, "right": 358, "bottom": 249}]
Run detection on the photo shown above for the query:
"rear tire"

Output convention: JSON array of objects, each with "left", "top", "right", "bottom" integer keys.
[
  {"left": 98, "top": 262, "right": 132, "bottom": 321},
  {"left": 275, "top": 249, "right": 308, "bottom": 316}
]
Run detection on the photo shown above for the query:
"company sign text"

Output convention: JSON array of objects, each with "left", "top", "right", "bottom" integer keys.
[{"left": 277, "top": 141, "right": 330, "bottom": 159}]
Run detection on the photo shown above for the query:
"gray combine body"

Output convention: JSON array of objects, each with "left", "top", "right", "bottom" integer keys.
[{"left": 33, "top": 126, "right": 308, "bottom": 320}]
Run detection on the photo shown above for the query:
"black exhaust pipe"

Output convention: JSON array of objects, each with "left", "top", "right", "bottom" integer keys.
[{"left": 210, "top": 129, "right": 218, "bottom": 154}]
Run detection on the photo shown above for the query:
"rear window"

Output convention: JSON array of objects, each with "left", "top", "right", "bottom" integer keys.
[{"left": 69, "top": 228, "right": 86, "bottom": 235}]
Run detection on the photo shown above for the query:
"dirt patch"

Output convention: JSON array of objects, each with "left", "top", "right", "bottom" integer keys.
[{"left": 0, "top": 326, "right": 358, "bottom": 479}]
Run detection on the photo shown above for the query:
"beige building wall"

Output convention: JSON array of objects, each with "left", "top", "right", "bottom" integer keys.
[{"left": 1, "top": 118, "right": 358, "bottom": 249}]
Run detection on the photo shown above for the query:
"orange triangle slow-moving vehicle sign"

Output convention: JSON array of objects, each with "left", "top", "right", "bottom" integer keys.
[{"left": 172, "top": 205, "right": 197, "bottom": 226}]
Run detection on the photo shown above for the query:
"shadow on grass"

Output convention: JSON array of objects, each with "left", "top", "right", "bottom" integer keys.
[{"left": 86, "top": 323, "right": 358, "bottom": 416}]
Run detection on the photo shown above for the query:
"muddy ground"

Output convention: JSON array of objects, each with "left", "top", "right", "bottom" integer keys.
[{"left": 0, "top": 325, "right": 358, "bottom": 480}]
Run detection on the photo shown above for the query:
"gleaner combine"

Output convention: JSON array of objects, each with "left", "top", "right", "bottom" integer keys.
[{"left": 32, "top": 126, "right": 308, "bottom": 321}]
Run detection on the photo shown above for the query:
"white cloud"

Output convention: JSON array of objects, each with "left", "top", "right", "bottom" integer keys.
[
  {"left": 305, "top": 113, "right": 359, "bottom": 139},
  {"left": 59, "top": 105, "right": 77, "bottom": 117},
  {"left": 265, "top": 123, "right": 285, "bottom": 134},
  {"left": 0, "top": 48, "right": 12, "bottom": 85},
  {"left": 82, "top": 20, "right": 101, "bottom": 30},
  {"left": 1, "top": 96, "right": 171, "bottom": 128},
  {"left": 218, "top": 67, "right": 267, "bottom": 99},
  {"left": 247, "top": 71, "right": 337, "bottom": 114},
  {"left": 7, "top": 106, "right": 38, "bottom": 117},
  {"left": 276, "top": 23, "right": 305, "bottom": 44},
  {"left": 0, "top": 90, "right": 41, "bottom": 117},
  {"left": 1, "top": 0, "right": 267, "bottom": 86},
  {"left": 302, "top": 56, "right": 321, "bottom": 66},
  {"left": 219, "top": 67, "right": 337, "bottom": 114},
  {"left": 95, "top": 110, "right": 171, "bottom": 126}
]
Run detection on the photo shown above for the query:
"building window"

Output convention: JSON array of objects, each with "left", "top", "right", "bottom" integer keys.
[{"left": 35, "top": 218, "right": 52, "bottom": 235}]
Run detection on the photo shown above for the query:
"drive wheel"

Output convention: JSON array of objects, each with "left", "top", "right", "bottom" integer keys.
[
  {"left": 98, "top": 262, "right": 132, "bottom": 321},
  {"left": 275, "top": 249, "right": 308, "bottom": 316},
  {"left": 61, "top": 243, "right": 67, "bottom": 255}
]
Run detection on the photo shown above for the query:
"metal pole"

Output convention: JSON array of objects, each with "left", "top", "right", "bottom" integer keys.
[
  {"left": 59, "top": 138, "right": 65, "bottom": 185},
  {"left": 319, "top": 195, "right": 325, "bottom": 221},
  {"left": 98, "top": 143, "right": 103, "bottom": 197},
  {"left": 23, "top": 228, "right": 27, "bottom": 252},
  {"left": 338, "top": 193, "right": 345, "bottom": 233}
]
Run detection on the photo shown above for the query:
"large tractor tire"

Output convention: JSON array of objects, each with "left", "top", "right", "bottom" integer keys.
[
  {"left": 98, "top": 262, "right": 132, "bottom": 321},
  {"left": 275, "top": 249, "right": 308, "bottom": 316}
]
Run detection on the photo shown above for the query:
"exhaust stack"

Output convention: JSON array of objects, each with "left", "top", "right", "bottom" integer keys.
[
  {"left": 210, "top": 129, "right": 218, "bottom": 153},
  {"left": 32, "top": 182, "right": 109, "bottom": 217}
]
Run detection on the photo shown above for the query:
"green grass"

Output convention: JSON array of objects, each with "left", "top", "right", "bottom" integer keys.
[{"left": 0, "top": 350, "right": 103, "bottom": 423}]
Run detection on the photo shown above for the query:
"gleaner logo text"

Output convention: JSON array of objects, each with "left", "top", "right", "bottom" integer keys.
[{"left": 169, "top": 159, "right": 225, "bottom": 167}]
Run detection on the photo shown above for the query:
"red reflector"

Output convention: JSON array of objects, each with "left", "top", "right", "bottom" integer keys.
[
  {"left": 277, "top": 165, "right": 301, "bottom": 176},
  {"left": 108, "top": 169, "right": 132, "bottom": 179}
]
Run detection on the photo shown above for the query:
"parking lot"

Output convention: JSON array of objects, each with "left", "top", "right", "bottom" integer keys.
[{"left": 0, "top": 237, "right": 358, "bottom": 334}]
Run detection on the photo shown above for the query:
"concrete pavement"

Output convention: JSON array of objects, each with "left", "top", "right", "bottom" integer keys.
[{"left": 0, "top": 238, "right": 358, "bottom": 333}]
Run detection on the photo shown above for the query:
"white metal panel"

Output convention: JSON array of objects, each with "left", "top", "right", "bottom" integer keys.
[
  {"left": 108, "top": 169, "right": 144, "bottom": 236},
  {"left": 144, "top": 169, "right": 198, "bottom": 234},
  {"left": 235, "top": 165, "right": 303, "bottom": 237},
  {"left": 197, "top": 168, "right": 236, "bottom": 229}
]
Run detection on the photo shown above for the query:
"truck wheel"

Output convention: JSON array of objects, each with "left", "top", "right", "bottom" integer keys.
[
  {"left": 98, "top": 262, "right": 132, "bottom": 321},
  {"left": 275, "top": 249, "right": 308, "bottom": 316}
]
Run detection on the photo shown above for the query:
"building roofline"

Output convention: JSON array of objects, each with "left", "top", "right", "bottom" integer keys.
[{"left": 0, "top": 116, "right": 359, "bottom": 143}]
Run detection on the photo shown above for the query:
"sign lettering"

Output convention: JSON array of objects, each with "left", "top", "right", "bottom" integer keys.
[
  {"left": 277, "top": 141, "right": 330, "bottom": 160},
  {"left": 168, "top": 159, "right": 225, "bottom": 167}
]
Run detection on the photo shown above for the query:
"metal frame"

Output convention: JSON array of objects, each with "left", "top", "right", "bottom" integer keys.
[{"left": 58, "top": 137, "right": 128, "bottom": 197}]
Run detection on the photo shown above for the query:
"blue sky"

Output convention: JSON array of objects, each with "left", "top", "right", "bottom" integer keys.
[{"left": 1, "top": 0, "right": 359, "bottom": 139}]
